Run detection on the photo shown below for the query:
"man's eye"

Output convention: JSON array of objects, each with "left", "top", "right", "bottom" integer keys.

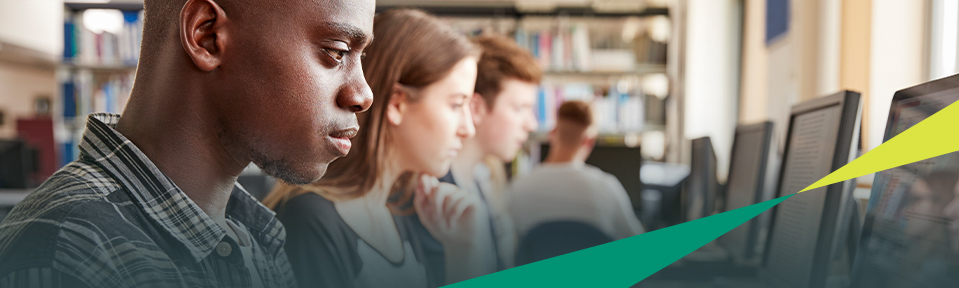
[{"left": 325, "top": 48, "right": 349, "bottom": 62}]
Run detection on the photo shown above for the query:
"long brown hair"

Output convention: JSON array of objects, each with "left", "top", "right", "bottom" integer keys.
[{"left": 263, "top": 9, "right": 479, "bottom": 209}]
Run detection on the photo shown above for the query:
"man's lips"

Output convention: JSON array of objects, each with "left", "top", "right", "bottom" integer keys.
[
  {"left": 330, "top": 127, "right": 358, "bottom": 139},
  {"left": 328, "top": 127, "right": 358, "bottom": 156}
]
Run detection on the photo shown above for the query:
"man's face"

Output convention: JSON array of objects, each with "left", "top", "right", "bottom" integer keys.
[
  {"left": 474, "top": 79, "right": 539, "bottom": 161},
  {"left": 213, "top": 0, "right": 375, "bottom": 184}
]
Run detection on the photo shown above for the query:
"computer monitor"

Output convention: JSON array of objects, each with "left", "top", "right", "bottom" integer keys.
[
  {"left": 0, "top": 139, "right": 38, "bottom": 189},
  {"left": 850, "top": 74, "right": 959, "bottom": 288},
  {"left": 684, "top": 137, "right": 719, "bottom": 222},
  {"left": 717, "top": 121, "right": 776, "bottom": 265},
  {"left": 639, "top": 162, "right": 691, "bottom": 231},
  {"left": 758, "top": 90, "right": 862, "bottom": 288}
]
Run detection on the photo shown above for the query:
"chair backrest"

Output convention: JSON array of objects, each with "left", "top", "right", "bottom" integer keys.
[{"left": 515, "top": 221, "right": 613, "bottom": 266}]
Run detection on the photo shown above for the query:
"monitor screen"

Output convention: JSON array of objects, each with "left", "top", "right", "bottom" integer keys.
[
  {"left": 852, "top": 77, "right": 959, "bottom": 288},
  {"left": 761, "top": 91, "right": 861, "bottom": 288},
  {"left": 718, "top": 122, "right": 774, "bottom": 263}
]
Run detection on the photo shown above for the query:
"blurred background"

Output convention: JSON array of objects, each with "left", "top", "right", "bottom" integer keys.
[{"left": 0, "top": 0, "right": 949, "bottom": 224}]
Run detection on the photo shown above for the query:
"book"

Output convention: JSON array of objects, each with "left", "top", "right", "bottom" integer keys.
[
  {"left": 534, "top": 82, "right": 646, "bottom": 134},
  {"left": 16, "top": 118, "right": 58, "bottom": 186},
  {"left": 67, "top": 9, "right": 143, "bottom": 66}
]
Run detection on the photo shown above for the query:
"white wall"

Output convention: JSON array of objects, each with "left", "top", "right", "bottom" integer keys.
[
  {"left": 684, "top": 0, "right": 741, "bottom": 181},
  {"left": 817, "top": 0, "right": 841, "bottom": 96},
  {"left": 929, "top": 0, "right": 959, "bottom": 81},
  {"left": 0, "top": 0, "right": 64, "bottom": 56},
  {"left": 0, "top": 0, "right": 62, "bottom": 137},
  {"left": 867, "top": 0, "right": 926, "bottom": 151},
  {"left": 766, "top": 37, "right": 796, "bottom": 152}
]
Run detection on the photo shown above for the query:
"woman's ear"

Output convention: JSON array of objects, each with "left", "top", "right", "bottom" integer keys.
[
  {"left": 469, "top": 93, "right": 487, "bottom": 126},
  {"left": 386, "top": 84, "right": 408, "bottom": 126}
]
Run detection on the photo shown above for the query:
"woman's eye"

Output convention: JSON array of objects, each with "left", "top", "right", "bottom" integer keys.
[{"left": 452, "top": 102, "right": 465, "bottom": 109}]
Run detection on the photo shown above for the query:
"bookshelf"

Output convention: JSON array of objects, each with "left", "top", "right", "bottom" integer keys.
[
  {"left": 57, "top": 3, "right": 142, "bottom": 166},
  {"left": 375, "top": 5, "right": 668, "bottom": 18},
  {"left": 543, "top": 64, "right": 667, "bottom": 78},
  {"left": 62, "top": 60, "right": 137, "bottom": 73},
  {"left": 422, "top": 4, "right": 671, "bottom": 143},
  {"left": 64, "top": 2, "right": 143, "bottom": 11},
  {"left": 54, "top": 2, "right": 671, "bottom": 159},
  {"left": 528, "top": 129, "right": 661, "bottom": 147}
]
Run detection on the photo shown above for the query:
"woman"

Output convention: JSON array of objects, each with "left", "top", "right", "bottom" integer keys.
[{"left": 262, "top": 9, "right": 496, "bottom": 288}]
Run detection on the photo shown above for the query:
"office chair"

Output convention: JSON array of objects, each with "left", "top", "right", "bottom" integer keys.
[{"left": 515, "top": 221, "right": 613, "bottom": 266}]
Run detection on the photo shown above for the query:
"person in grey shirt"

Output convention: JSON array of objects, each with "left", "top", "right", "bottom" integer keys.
[{"left": 508, "top": 101, "right": 645, "bottom": 242}]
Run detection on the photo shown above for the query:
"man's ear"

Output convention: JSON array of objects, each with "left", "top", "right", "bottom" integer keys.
[
  {"left": 469, "top": 93, "right": 488, "bottom": 126},
  {"left": 180, "top": 0, "right": 229, "bottom": 71},
  {"left": 583, "top": 135, "right": 597, "bottom": 150},
  {"left": 386, "top": 84, "right": 408, "bottom": 126}
]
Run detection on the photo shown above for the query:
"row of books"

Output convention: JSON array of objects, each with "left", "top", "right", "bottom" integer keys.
[
  {"left": 61, "top": 71, "right": 133, "bottom": 118},
  {"left": 514, "top": 25, "right": 667, "bottom": 72},
  {"left": 515, "top": 24, "right": 594, "bottom": 72},
  {"left": 63, "top": 10, "right": 143, "bottom": 66},
  {"left": 535, "top": 82, "right": 646, "bottom": 133},
  {"left": 58, "top": 71, "right": 134, "bottom": 165}
]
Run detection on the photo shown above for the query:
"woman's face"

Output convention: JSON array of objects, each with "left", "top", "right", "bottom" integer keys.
[
  {"left": 474, "top": 78, "right": 539, "bottom": 161},
  {"left": 391, "top": 57, "right": 478, "bottom": 176}
]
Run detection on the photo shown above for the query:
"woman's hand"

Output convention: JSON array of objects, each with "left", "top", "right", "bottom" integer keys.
[
  {"left": 413, "top": 174, "right": 489, "bottom": 247},
  {"left": 412, "top": 174, "right": 496, "bottom": 282}
]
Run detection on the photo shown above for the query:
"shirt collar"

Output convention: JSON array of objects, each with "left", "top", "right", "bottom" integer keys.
[{"left": 78, "top": 113, "right": 285, "bottom": 261}]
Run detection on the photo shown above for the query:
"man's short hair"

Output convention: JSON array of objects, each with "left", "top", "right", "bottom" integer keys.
[
  {"left": 141, "top": 0, "right": 242, "bottom": 61},
  {"left": 473, "top": 35, "right": 542, "bottom": 107},
  {"left": 554, "top": 100, "right": 594, "bottom": 145},
  {"left": 142, "top": 0, "right": 186, "bottom": 48}
]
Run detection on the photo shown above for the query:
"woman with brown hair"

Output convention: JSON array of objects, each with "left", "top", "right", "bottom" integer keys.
[{"left": 262, "top": 9, "right": 496, "bottom": 288}]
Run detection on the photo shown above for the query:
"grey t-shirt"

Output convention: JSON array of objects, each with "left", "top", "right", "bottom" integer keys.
[{"left": 225, "top": 219, "right": 265, "bottom": 288}]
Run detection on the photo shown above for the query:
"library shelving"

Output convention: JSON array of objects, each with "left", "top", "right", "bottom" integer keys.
[
  {"left": 55, "top": 2, "right": 671, "bottom": 164},
  {"left": 421, "top": 4, "right": 672, "bottom": 146},
  {"left": 58, "top": 3, "right": 142, "bottom": 165}
]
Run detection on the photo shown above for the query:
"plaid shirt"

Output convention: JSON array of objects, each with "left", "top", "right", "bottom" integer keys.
[{"left": 0, "top": 114, "right": 297, "bottom": 288}]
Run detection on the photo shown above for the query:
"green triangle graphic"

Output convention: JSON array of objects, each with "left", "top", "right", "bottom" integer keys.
[
  {"left": 446, "top": 100, "right": 959, "bottom": 287},
  {"left": 444, "top": 195, "right": 792, "bottom": 288}
]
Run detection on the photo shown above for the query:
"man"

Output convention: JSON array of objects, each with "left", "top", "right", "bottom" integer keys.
[
  {"left": 507, "top": 100, "right": 645, "bottom": 242},
  {"left": 0, "top": 0, "right": 374, "bottom": 287},
  {"left": 417, "top": 35, "right": 540, "bottom": 276}
]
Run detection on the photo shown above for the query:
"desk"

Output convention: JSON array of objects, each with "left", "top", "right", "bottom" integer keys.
[{"left": 0, "top": 189, "right": 31, "bottom": 207}]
